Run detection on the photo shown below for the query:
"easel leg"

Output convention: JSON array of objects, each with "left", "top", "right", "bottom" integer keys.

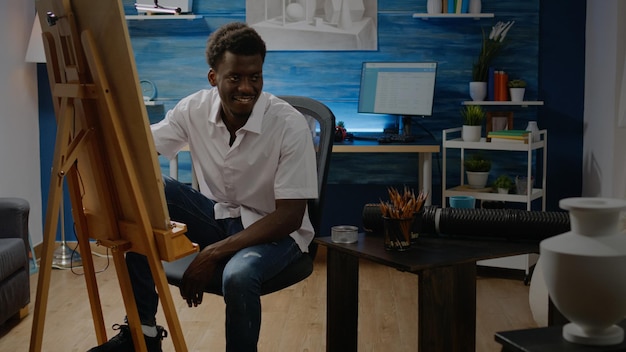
[
  {"left": 111, "top": 248, "right": 149, "bottom": 352},
  {"left": 29, "top": 99, "right": 75, "bottom": 352},
  {"left": 66, "top": 170, "right": 108, "bottom": 344},
  {"left": 147, "top": 249, "right": 188, "bottom": 351}
]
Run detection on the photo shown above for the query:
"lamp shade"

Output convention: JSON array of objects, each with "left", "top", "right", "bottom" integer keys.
[{"left": 25, "top": 13, "right": 46, "bottom": 63}]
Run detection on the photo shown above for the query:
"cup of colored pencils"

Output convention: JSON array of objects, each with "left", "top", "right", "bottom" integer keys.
[{"left": 380, "top": 186, "right": 427, "bottom": 251}]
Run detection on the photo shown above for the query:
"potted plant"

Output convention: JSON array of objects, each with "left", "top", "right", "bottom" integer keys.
[
  {"left": 334, "top": 121, "right": 347, "bottom": 142},
  {"left": 470, "top": 21, "right": 515, "bottom": 101},
  {"left": 464, "top": 153, "right": 491, "bottom": 188},
  {"left": 460, "top": 105, "right": 485, "bottom": 142},
  {"left": 493, "top": 174, "right": 513, "bottom": 194},
  {"left": 508, "top": 79, "right": 526, "bottom": 102}
]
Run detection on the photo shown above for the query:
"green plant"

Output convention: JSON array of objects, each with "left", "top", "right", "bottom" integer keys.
[
  {"left": 472, "top": 21, "right": 515, "bottom": 82},
  {"left": 460, "top": 105, "right": 486, "bottom": 126},
  {"left": 464, "top": 154, "right": 491, "bottom": 172},
  {"left": 508, "top": 79, "right": 527, "bottom": 88},
  {"left": 493, "top": 174, "right": 513, "bottom": 189}
]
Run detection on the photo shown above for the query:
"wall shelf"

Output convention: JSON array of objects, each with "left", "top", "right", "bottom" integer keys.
[
  {"left": 462, "top": 101, "right": 544, "bottom": 107},
  {"left": 412, "top": 13, "right": 495, "bottom": 20},
  {"left": 125, "top": 14, "right": 202, "bottom": 20}
]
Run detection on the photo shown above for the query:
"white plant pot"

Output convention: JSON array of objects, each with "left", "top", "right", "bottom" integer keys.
[
  {"left": 510, "top": 87, "right": 526, "bottom": 102},
  {"left": 466, "top": 171, "right": 489, "bottom": 188},
  {"left": 462, "top": 125, "right": 481, "bottom": 142},
  {"left": 540, "top": 197, "right": 626, "bottom": 346},
  {"left": 469, "top": 0, "right": 482, "bottom": 13},
  {"left": 469, "top": 81, "right": 487, "bottom": 101}
]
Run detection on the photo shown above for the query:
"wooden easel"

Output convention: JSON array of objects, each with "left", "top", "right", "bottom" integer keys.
[{"left": 29, "top": 1, "right": 197, "bottom": 351}]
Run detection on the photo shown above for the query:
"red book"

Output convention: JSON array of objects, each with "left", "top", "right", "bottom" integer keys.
[{"left": 494, "top": 71, "right": 502, "bottom": 101}]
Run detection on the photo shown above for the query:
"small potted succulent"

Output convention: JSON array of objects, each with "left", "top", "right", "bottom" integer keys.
[
  {"left": 460, "top": 105, "right": 485, "bottom": 142},
  {"left": 464, "top": 153, "right": 491, "bottom": 188},
  {"left": 493, "top": 174, "right": 513, "bottom": 194},
  {"left": 508, "top": 79, "right": 526, "bottom": 102}
]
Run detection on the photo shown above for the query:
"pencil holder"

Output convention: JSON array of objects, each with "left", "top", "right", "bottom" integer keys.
[{"left": 383, "top": 216, "right": 415, "bottom": 251}]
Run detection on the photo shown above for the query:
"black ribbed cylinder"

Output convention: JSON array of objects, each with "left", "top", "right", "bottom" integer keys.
[{"left": 362, "top": 204, "right": 570, "bottom": 243}]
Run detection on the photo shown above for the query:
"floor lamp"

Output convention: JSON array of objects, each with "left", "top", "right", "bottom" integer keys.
[{"left": 27, "top": 13, "right": 82, "bottom": 269}]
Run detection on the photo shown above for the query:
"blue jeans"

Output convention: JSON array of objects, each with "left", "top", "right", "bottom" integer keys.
[{"left": 126, "top": 176, "right": 303, "bottom": 352}]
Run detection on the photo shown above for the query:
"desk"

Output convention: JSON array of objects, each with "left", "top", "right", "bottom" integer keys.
[
  {"left": 315, "top": 233, "right": 538, "bottom": 352},
  {"left": 495, "top": 320, "right": 626, "bottom": 351},
  {"left": 171, "top": 141, "right": 440, "bottom": 204},
  {"left": 327, "top": 141, "right": 439, "bottom": 204}
]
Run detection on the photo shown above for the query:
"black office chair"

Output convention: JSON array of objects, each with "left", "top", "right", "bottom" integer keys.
[{"left": 162, "top": 95, "right": 335, "bottom": 295}]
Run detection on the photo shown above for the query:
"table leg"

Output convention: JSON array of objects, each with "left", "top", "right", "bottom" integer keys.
[
  {"left": 326, "top": 248, "right": 359, "bottom": 352},
  {"left": 419, "top": 262, "right": 477, "bottom": 352},
  {"left": 419, "top": 152, "right": 433, "bottom": 205}
]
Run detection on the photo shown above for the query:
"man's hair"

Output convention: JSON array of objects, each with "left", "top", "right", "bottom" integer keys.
[{"left": 205, "top": 22, "right": 267, "bottom": 70}]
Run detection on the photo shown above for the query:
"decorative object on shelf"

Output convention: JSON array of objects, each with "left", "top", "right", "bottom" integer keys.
[
  {"left": 464, "top": 153, "right": 491, "bottom": 188},
  {"left": 379, "top": 186, "right": 427, "bottom": 251},
  {"left": 461, "top": 105, "right": 485, "bottom": 142},
  {"left": 334, "top": 121, "right": 347, "bottom": 142},
  {"left": 449, "top": 195, "right": 476, "bottom": 208},
  {"left": 525, "top": 120, "right": 540, "bottom": 142},
  {"left": 486, "top": 111, "right": 513, "bottom": 134},
  {"left": 471, "top": 21, "right": 515, "bottom": 98},
  {"left": 426, "top": 0, "right": 442, "bottom": 14},
  {"left": 508, "top": 79, "right": 526, "bottom": 102},
  {"left": 493, "top": 174, "right": 513, "bottom": 194},
  {"left": 540, "top": 197, "right": 626, "bottom": 346},
  {"left": 515, "top": 175, "right": 534, "bottom": 195},
  {"left": 469, "top": 81, "right": 487, "bottom": 101},
  {"left": 468, "top": 0, "right": 482, "bottom": 14},
  {"left": 140, "top": 79, "right": 157, "bottom": 101}
]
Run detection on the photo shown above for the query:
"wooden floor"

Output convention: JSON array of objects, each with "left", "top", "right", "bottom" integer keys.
[{"left": 0, "top": 246, "right": 537, "bottom": 351}]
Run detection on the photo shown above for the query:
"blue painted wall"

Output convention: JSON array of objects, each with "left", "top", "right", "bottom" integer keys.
[{"left": 40, "top": 0, "right": 585, "bottom": 240}]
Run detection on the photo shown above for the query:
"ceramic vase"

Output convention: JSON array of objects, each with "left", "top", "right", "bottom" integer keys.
[
  {"left": 540, "top": 197, "right": 626, "bottom": 346},
  {"left": 462, "top": 125, "right": 481, "bottom": 142},
  {"left": 469, "top": 0, "right": 481, "bottom": 14},
  {"left": 525, "top": 121, "right": 540, "bottom": 142},
  {"left": 427, "top": 0, "right": 442, "bottom": 14},
  {"left": 469, "top": 81, "right": 487, "bottom": 101}
]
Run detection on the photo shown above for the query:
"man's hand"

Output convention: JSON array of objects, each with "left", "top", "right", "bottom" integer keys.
[{"left": 180, "top": 249, "right": 217, "bottom": 307}]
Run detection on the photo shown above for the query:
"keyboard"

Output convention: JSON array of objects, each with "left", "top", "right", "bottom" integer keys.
[{"left": 353, "top": 133, "right": 417, "bottom": 144}]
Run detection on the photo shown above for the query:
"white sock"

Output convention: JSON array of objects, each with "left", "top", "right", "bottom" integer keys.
[{"left": 142, "top": 324, "right": 158, "bottom": 337}]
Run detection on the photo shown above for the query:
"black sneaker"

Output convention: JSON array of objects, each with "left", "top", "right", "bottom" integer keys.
[{"left": 87, "top": 323, "right": 168, "bottom": 352}]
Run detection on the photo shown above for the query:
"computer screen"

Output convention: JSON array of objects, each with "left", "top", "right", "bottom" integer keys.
[{"left": 358, "top": 62, "right": 437, "bottom": 117}]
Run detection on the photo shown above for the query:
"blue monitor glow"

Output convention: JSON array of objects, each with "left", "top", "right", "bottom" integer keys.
[{"left": 358, "top": 61, "right": 437, "bottom": 119}]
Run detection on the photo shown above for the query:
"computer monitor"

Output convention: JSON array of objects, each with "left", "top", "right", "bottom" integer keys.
[{"left": 358, "top": 61, "right": 437, "bottom": 118}]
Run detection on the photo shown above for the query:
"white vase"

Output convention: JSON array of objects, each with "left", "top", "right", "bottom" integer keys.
[
  {"left": 427, "top": 0, "right": 442, "bottom": 14},
  {"left": 540, "top": 197, "right": 626, "bottom": 346},
  {"left": 469, "top": 81, "right": 487, "bottom": 101},
  {"left": 525, "top": 121, "right": 540, "bottom": 142},
  {"left": 461, "top": 125, "right": 481, "bottom": 142},
  {"left": 469, "top": 0, "right": 482, "bottom": 13},
  {"left": 510, "top": 87, "right": 525, "bottom": 102},
  {"left": 465, "top": 171, "right": 489, "bottom": 188}
]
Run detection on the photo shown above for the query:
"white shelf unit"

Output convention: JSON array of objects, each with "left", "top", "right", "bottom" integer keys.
[
  {"left": 442, "top": 127, "right": 547, "bottom": 277},
  {"left": 441, "top": 127, "right": 547, "bottom": 211},
  {"left": 412, "top": 13, "right": 495, "bottom": 20},
  {"left": 462, "top": 101, "right": 544, "bottom": 107}
]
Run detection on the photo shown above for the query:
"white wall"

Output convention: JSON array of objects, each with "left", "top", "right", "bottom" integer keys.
[
  {"left": 0, "top": 2, "right": 43, "bottom": 245},
  {"left": 583, "top": 0, "right": 626, "bottom": 200}
]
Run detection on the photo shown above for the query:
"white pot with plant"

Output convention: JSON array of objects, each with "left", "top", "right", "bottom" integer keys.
[
  {"left": 509, "top": 79, "right": 526, "bottom": 102},
  {"left": 461, "top": 105, "right": 485, "bottom": 142},
  {"left": 464, "top": 154, "right": 491, "bottom": 188},
  {"left": 493, "top": 174, "right": 513, "bottom": 194}
]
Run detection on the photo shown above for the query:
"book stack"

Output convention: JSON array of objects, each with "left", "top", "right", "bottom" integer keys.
[{"left": 487, "top": 129, "right": 530, "bottom": 143}]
